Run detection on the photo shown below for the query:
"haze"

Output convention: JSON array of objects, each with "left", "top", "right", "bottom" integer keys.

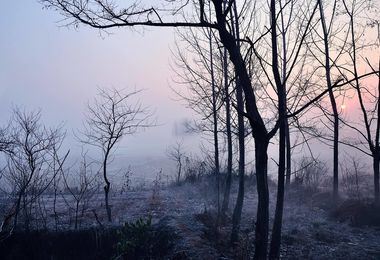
[{"left": 0, "top": 0, "right": 202, "bottom": 176}]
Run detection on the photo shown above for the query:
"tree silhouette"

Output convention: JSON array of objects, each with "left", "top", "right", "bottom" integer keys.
[{"left": 78, "top": 86, "right": 155, "bottom": 222}]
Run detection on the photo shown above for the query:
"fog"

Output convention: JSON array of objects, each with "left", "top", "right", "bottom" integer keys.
[{"left": 0, "top": 0, "right": 205, "bottom": 179}]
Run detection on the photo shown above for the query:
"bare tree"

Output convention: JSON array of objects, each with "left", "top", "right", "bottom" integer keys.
[
  {"left": 61, "top": 150, "right": 100, "bottom": 230},
  {"left": 317, "top": 0, "right": 341, "bottom": 206},
  {"left": 170, "top": 20, "right": 233, "bottom": 227},
  {"left": 165, "top": 139, "right": 187, "bottom": 184},
  {"left": 310, "top": 0, "right": 380, "bottom": 205},
  {"left": 341, "top": 153, "right": 370, "bottom": 201},
  {"left": 295, "top": 156, "right": 329, "bottom": 192},
  {"left": 78, "top": 86, "right": 155, "bottom": 222},
  {"left": 230, "top": 0, "right": 246, "bottom": 244},
  {"left": 342, "top": 0, "right": 380, "bottom": 205},
  {"left": 2, "top": 105, "right": 66, "bottom": 231}
]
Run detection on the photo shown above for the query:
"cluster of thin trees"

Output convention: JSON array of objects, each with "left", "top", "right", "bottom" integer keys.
[
  {"left": 0, "top": 87, "right": 154, "bottom": 234},
  {"left": 8, "top": 0, "right": 379, "bottom": 259}
]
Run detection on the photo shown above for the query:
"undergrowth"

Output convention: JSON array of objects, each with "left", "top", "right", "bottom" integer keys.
[{"left": 113, "top": 214, "right": 176, "bottom": 260}]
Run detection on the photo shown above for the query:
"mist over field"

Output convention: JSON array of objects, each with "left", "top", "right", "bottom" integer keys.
[{"left": 1, "top": 0, "right": 380, "bottom": 259}]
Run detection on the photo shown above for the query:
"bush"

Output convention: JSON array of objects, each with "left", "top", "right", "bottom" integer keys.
[
  {"left": 113, "top": 215, "right": 176, "bottom": 259},
  {"left": 331, "top": 199, "right": 380, "bottom": 227},
  {"left": 113, "top": 214, "right": 154, "bottom": 259}
]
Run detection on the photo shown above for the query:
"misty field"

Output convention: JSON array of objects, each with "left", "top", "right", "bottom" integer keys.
[{"left": 1, "top": 169, "right": 380, "bottom": 259}]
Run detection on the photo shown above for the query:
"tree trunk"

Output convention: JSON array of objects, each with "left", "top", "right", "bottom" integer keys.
[
  {"left": 221, "top": 13, "right": 232, "bottom": 218},
  {"left": 318, "top": 0, "right": 339, "bottom": 206},
  {"left": 231, "top": 78, "right": 245, "bottom": 244},
  {"left": 285, "top": 119, "right": 291, "bottom": 188},
  {"left": 332, "top": 111, "right": 339, "bottom": 205},
  {"left": 75, "top": 200, "right": 80, "bottom": 230},
  {"left": 104, "top": 184, "right": 111, "bottom": 222},
  {"left": 254, "top": 137, "right": 270, "bottom": 260},
  {"left": 374, "top": 150, "right": 380, "bottom": 205},
  {"left": 221, "top": 50, "right": 233, "bottom": 221},
  {"left": 13, "top": 190, "right": 23, "bottom": 231},
  {"left": 268, "top": 0, "right": 286, "bottom": 256},
  {"left": 208, "top": 7, "right": 221, "bottom": 231},
  {"left": 177, "top": 159, "right": 182, "bottom": 184},
  {"left": 103, "top": 157, "right": 112, "bottom": 222},
  {"left": 269, "top": 123, "right": 286, "bottom": 259}
]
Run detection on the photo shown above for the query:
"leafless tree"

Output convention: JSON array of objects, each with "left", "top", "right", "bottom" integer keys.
[
  {"left": 165, "top": 139, "right": 187, "bottom": 184},
  {"left": 78, "top": 86, "right": 155, "bottom": 222},
  {"left": 61, "top": 150, "right": 101, "bottom": 230},
  {"left": 316, "top": 0, "right": 342, "bottom": 205},
  {"left": 341, "top": 154, "right": 370, "bottom": 201},
  {"left": 1, "top": 105, "right": 66, "bottom": 231},
  {"left": 229, "top": 0, "right": 246, "bottom": 244},
  {"left": 341, "top": 0, "right": 380, "bottom": 205},
  {"left": 294, "top": 156, "right": 329, "bottom": 192},
  {"left": 171, "top": 21, "right": 234, "bottom": 229}
]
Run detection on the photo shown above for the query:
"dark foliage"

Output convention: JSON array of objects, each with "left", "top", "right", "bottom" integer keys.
[
  {"left": 331, "top": 199, "right": 380, "bottom": 227},
  {"left": 0, "top": 227, "right": 118, "bottom": 260},
  {"left": 0, "top": 216, "right": 178, "bottom": 260}
]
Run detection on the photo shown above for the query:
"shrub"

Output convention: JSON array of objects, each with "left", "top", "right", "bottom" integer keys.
[
  {"left": 331, "top": 199, "right": 380, "bottom": 227},
  {"left": 293, "top": 157, "right": 329, "bottom": 192},
  {"left": 113, "top": 214, "right": 154, "bottom": 259},
  {"left": 113, "top": 215, "right": 177, "bottom": 260}
]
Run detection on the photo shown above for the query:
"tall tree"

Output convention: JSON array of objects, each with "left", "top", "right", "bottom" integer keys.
[
  {"left": 221, "top": 1, "right": 233, "bottom": 221},
  {"left": 230, "top": 0, "right": 246, "bottom": 244},
  {"left": 171, "top": 19, "right": 238, "bottom": 225},
  {"left": 208, "top": 3, "right": 222, "bottom": 228},
  {"left": 303, "top": 0, "right": 379, "bottom": 205},
  {"left": 339, "top": 0, "right": 380, "bottom": 205},
  {"left": 171, "top": 25, "right": 225, "bottom": 225},
  {"left": 317, "top": 0, "right": 340, "bottom": 205},
  {"left": 78, "top": 86, "right": 155, "bottom": 222}
]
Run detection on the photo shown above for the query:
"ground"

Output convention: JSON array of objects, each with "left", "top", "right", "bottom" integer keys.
[{"left": 1, "top": 174, "right": 380, "bottom": 259}]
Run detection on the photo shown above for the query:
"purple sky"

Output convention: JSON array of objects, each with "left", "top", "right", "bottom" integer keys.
[{"left": 0, "top": 0, "right": 200, "bottom": 160}]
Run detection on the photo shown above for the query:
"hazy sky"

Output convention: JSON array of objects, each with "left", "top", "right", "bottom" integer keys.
[
  {"left": 1, "top": 1, "right": 378, "bottom": 179},
  {"left": 0, "top": 1, "right": 199, "bottom": 160}
]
